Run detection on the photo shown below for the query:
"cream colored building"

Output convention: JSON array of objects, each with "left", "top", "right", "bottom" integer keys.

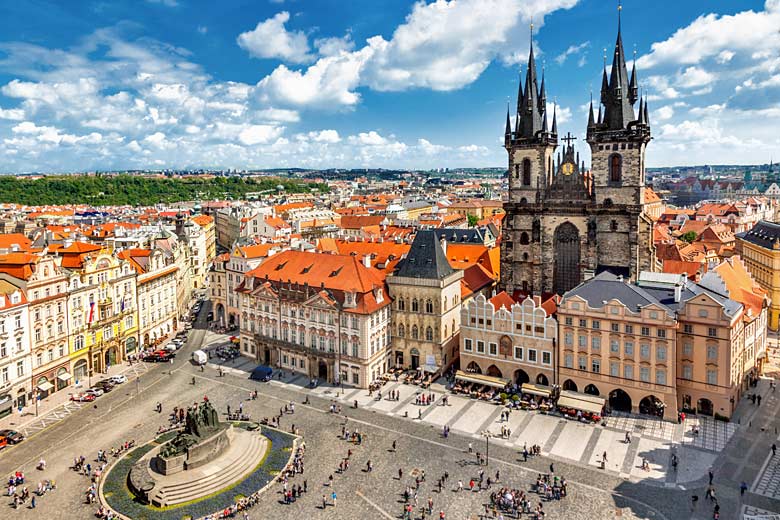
[
  {"left": 238, "top": 250, "right": 391, "bottom": 388},
  {"left": 736, "top": 220, "right": 780, "bottom": 330},
  {"left": 388, "top": 231, "right": 463, "bottom": 373},
  {"left": 0, "top": 282, "right": 31, "bottom": 416},
  {"left": 460, "top": 292, "right": 556, "bottom": 386}
]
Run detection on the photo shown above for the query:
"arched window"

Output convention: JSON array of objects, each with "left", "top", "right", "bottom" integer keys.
[
  {"left": 444, "top": 324, "right": 448, "bottom": 337},
  {"left": 425, "top": 299, "right": 433, "bottom": 313},
  {"left": 610, "top": 154, "right": 622, "bottom": 183},
  {"left": 522, "top": 158, "right": 532, "bottom": 186},
  {"left": 398, "top": 298, "right": 405, "bottom": 311},
  {"left": 523, "top": 252, "right": 529, "bottom": 261},
  {"left": 411, "top": 299, "right": 419, "bottom": 312},
  {"left": 411, "top": 325, "right": 419, "bottom": 339},
  {"left": 519, "top": 232, "right": 530, "bottom": 245},
  {"left": 425, "top": 327, "right": 433, "bottom": 341},
  {"left": 398, "top": 324, "right": 405, "bottom": 338},
  {"left": 514, "top": 164, "right": 520, "bottom": 179},
  {"left": 443, "top": 296, "right": 448, "bottom": 310}
]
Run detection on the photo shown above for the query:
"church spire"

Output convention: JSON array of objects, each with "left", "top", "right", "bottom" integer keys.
[
  {"left": 539, "top": 68, "right": 547, "bottom": 113},
  {"left": 515, "top": 24, "right": 545, "bottom": 140},
  {"left": 637, "top": 96, "right": 645, "bottom": 125},
  {"left": 587, "top": 93, "right": 596, "bottom": 129},
  {"left": 602, "top": 1, "right": 636, "bottom": 130},
  {"left": 643, "top": 97, "right": 650, "bottom": 125},
  {"left": 628, "top": 49, "right": 639, "bottom": 104},
  {"left": 551, "top": 104, "right": 558, "bottom": 135},
  {"left": 504, "top": 102, "right": 512, "bottom": 144}
]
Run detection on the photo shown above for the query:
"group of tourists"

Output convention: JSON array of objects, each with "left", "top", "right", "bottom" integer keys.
[
  {"left": 414, "top": 393, "right": 436, "bottom": 406},
  {"left": 278, "top": 442, "right": 307, "bottom": 505},
  {"left": 7, "top": 470, "right": 55, "bottom": 510}
]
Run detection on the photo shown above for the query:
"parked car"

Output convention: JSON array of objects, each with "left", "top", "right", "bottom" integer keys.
[
  {"left": 0, "top": 436, "right": 7, "bottom": 450},
  {"left": 70, "top": 392, "right": 97, "bottom": 402},
  {"left": 93, "top": 380, "right": 115, "bottom": 392},
  {"left": 84, "top": 388, "right": 104, "bottom": 398},
  {"left": 0, "top": 429, "right": 24, "bottom": 444},
  {"left": 109, "top": 374, "right": 128, "bottom": 384}
]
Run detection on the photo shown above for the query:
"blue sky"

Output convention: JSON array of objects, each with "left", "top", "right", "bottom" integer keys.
[{"left": 0, "top": 0, "right": 777, "bottom": 173}]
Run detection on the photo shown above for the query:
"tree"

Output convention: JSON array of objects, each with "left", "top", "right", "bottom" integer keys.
[
  {"left": 681, "top": 231, "right": 697, "bottom": 243},
  {"left": 467, "top": 214, "right": 479, "bottom": 227}
]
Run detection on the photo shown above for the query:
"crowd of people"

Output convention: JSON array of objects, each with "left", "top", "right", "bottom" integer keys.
[{"left": 7, "top": 470, "right": 57, "bottom": 510}]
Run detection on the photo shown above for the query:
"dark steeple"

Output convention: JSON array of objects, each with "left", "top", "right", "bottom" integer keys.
[
  {"left": 587, "top": 95, "right": 595, "bottom": 129},
  {"left": 504, "top": 104, "right": 512, "bottom": 144},
  {"left": 515, "top": 26, "right": 545, "bottom": 140},
  {"left": 602, "top": 3, "right": 636, "bottom": 130},
  {"left": 637, "top": 96, "right": 645, "bottom": 125},
  {"left": 394, "top": 230, "right": 455, "bottom": 280},
  {"left": 628, "top": 53, "right": 639, "bottom": 104},
  {"left": 539, "top": 69, "right": 547, "bottom": 113},
  {"left": 643, "top": 97, "right": 649, "bottom": 125},
  {"left": 551, "top": 105, "right": 558, "bottom": 135}
]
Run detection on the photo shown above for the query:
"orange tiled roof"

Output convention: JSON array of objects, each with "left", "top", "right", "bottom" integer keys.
[
  {"left": 0, "top": 233, "right": 32, "bottom": 251},
  {"left": 662, "top": 260, "right": 706, "bottom": 279},
  {"left": 235, "top": 243, "right": 275, "bottom": 259},
  {"left": 0, "top": 252, "right": 40, "bottom": 280},
  {"left": 191, "top": 215, "right": 214, "bottom": 227},
  {"left": 461, "top": 263, "right": 495, "bottom": 298},
  {"left": 714, "top": 256, "right": 766, "bottom": 321},
  {"left": 489, "top": 291, "right": 515, "bottom": 311},
  {"left": 274, "top": 202, "right": 313, "bottom": 214},
  {"left": 264, "top": 216, "right": 290, "bottom": 229}
]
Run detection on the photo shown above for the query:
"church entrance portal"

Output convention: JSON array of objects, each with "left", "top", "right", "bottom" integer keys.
[{"left": 553, "top": 222, "right": 581, "bottom": 294}]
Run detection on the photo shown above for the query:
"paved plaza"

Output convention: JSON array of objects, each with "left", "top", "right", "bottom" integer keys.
[{"left": 0, "top": 323, "right": 778, "bottom": 519}]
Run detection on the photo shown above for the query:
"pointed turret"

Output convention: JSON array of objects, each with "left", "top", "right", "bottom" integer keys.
[
  {"left": 597, "top": 104, "right": 603, "bottom": 125},
  {"left": 542, "top": 107, "right": 549, "bottom": 133},
  {"left": 504, "top": 105, "right": 512, "bottom": 145},
  {"left": 643, "top": 98, "right": 649, "bottom": 125},
  {"left": 539, "top": 70, "right": 547, "bottom": 113},
  {"left": 637, "top": 96, "right": 645, "bottom": 125},
  {"left": 587, "top": 96, "right": 595, "bottom": 129},
  {"left": 628, "top": 58, "right": 638, "bottom": 105},
  {"left": 600, "top": 66, "right": 609, "bottom": 105},
  {"left": 551, "top": 105, "right": 558, "bottom": 135},
  {"left": 515, "top": 30, "right": 545, "bottom": 140}
]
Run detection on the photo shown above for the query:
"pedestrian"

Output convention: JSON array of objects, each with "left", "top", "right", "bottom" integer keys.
[
  {"left": 399, "top": 468, "right": 403, "bottom": 480},
  {"left": 708, "top": 469, "right": 714, "bottom": 485},
  {"left": 457, "top": 480, "right": 463, "bottom": 492},
  {"left": 392, "top": 440, "right": 397, "bottom": 452},
  {"left": 740, "top": 481, "right": 748, "bottom": 496},
  {"left": 549, "top": 463, "right": 554, "bottom": 475},
  {"left": 758, "top": 395, "right": 762, "bottom": 406},
  {"left": 691, "top": 495, "right": 699, "bottom": 510},
  {"left": 468, "top": 442, "right": 473, "bottom": 454},
  {"left": 332, "top": 490, "right": 337, "bottom": 506},
  {"left": 322, "top": 494, "right": 327, "bottom": 509},
  {"left": 773, "top": 444, "right": 777, "bottom": 457}
]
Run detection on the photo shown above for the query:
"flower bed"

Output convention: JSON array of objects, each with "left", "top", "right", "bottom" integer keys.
[{"left": 101, "top": 423, "right": 295, "bottom": 520}]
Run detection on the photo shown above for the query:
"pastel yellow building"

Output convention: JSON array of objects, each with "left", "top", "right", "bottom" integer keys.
[
  {"left": 737, "top": 220, "right": 780, "bottom": 330},
  {"left": 63, "top": 245, "right": 138, "bottom": 384}
]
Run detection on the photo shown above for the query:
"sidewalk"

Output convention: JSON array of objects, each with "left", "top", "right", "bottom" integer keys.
[{"left": 0, "top": 360, "right": 149, "bottom": 436}]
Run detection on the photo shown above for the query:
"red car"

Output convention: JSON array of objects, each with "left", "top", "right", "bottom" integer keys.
[{"left": 70, "top": 392, "right": 97, "bottom": 403}]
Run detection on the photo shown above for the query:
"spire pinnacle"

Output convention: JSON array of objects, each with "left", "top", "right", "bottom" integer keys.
[
  {"left": 637, "top": 96, "right": 645, "bottom": 125},
  {"left": 505, "top": 100, "right": 512, "bottom": 138},
  {"left": 551, "top": 103, "right": 558, "bottom": 134},
  {"left": 587, "top": 94, "right": 595, "bottom": 128}
]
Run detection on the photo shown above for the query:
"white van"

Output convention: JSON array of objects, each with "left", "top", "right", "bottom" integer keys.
[{"left": 192, "top": 350, "right": 207, "bottom": 366}]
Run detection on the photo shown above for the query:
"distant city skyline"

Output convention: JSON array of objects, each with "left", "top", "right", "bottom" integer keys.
[{"left": 0, "top": 0, "right": 778, "bottom": 173}]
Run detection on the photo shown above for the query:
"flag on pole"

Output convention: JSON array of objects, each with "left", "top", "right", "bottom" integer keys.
[{"left": 88, "top": 301, "right": 95, "bottom": 324}]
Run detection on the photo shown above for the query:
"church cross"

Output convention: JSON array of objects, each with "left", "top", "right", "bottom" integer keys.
[{"left": 562, "top": 132, "right": 577, "bottom": 147}]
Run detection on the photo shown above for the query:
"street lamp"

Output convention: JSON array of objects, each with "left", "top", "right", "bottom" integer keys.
[{"left": 481, "top": 430, "right": 491, "bottom": 467}]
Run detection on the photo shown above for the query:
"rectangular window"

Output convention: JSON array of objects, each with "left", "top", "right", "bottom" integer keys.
[
  {"left": 352, "top": 372, "right": 359, "bottom": 385},
  {"left": 564, "top": 332, "right": 573, "bottom": 346},
  {"left": 610, "top": 362, "right": 619, "bottom": 377},
  {"left": 592, "top": 320, "right": 600, "bottom": 330},
  {"left": 578, "top": 355, "right": 587, "bottom": 371},
  {"left": 488, "top": 343, "right": 497, "bottom": 356},
  {"left": 682, "top": 365, "right": 693, "bottom": 380},
  {"left": 707, "top": 345, "right": 718, "bottom": 360},
  {"left": 564, "top": 317, "right": 573, "bottom": 326},
  {"left": 624, "top": 324, "right": 633, "bottom": 334},
  {"left": 579, "top": 319, "right": 587, "bottom": 328},
  {"left": 514, "top": 347, "right": 523, "bottom": 360},
  {"left": 352, "top": 344, "right": 359, "bottom": 358},
  {"left": 16, "top": 360, "right": 24, "bottom": 377},
  {"left": 640, "top": 367, "right": 650, "bottom": 382},
  {"left": 610, "top": 340, "right": 619, "bottom": 353},
  {"left": 476, "top": 341, "right": 485, "bottom": 354},
  {"left": 656, "top": 370, "right": 666, "bottom": 386},
  {"left": 657, "top": 329, "right": 666, "bottom": 339},
  {"left": 624, "top": 364, "right": 634, "bottom": 379},
  {"left": 706, "top": 369, "right": 717, "bottom": 385},
  {"left": 640, "top": 343, "right": 650, "bottom": 358},
  {"left": 564, "top": 353, "right": 573, "bottom": 368},
  {"left": 542, "top": 351, "right": 551, "bottom": 365},
  {"left": 591, "top": 336, "right": 601, "bottom": 350},
  {"left": 464, "top": 339, "right": 473, "bottom": 351},
  {"left": 591, "top": 359, "right": 600, "bottom": 373},
  {"left": 657, "top": 346, "right": 667, "bottom": 361},
  {"left": 578, "top": 335, "right": 586, "bottom": 348},
  {"left": 683, "top": 342, "right": 693, "bottom": 356},
  {"left": 641, "top": 326, "right": 650, "bottom": 336},
  {"left": 683, "top": 324, "right": 693, "bottom": 334},
  {"left": 611, "top": 323, "right": 620, "bottom": 332},
  {"left": 708, "top": 327, "right": 717, "bottom": 338},
  {"left": 624, "top": 342, "right": 634, "bottom": 356},
  {"left": 527, "top": 349, "right": 537, "bottom": 362}
]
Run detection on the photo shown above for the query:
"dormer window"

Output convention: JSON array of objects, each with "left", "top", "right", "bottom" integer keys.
[{"left": 374, "top": 287, "right": 384, "bottom": 303}]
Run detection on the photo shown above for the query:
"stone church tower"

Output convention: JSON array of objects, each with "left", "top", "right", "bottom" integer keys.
[{"left": 501, "top": 19, "right": 656, "bottom": 296}]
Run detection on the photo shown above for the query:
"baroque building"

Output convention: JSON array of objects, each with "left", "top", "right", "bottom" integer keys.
[{"left": 501, "top": 20, "right": 655, "bottom": 296}]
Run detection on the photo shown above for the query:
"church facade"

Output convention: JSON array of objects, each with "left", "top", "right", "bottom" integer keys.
[{"left": 501, "top": 21, "right": 656, "bottom": 296}]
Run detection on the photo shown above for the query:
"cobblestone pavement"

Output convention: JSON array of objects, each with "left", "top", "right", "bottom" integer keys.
[{"left": 0, "top": 323, "right": 773, "bottom": 520}]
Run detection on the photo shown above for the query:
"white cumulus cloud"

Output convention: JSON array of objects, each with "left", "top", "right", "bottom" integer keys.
[{"left": 237, "top": 12, "right": 313, "bottom": 64}]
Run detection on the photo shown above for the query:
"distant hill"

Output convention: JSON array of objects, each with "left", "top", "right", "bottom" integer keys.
[{"left": 0, "top": 175, "right": 328, "bottom": 206}]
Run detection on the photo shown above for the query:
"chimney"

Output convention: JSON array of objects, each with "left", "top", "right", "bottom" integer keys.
[
  {"left": 674, "top": 284, "right": 682, "bottom": 303},
  {"left": 363, "top": 254, "right": 371, "bottom": 268},
  {"left": 439, "top": 236, "right": 447, "bottom": 256}
]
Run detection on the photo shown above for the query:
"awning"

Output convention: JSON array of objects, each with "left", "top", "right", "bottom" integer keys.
[
  {"left": 521, "top": 383, "right": 552, "bottom": 398},
  {"left": 57, "top": 372, "right": 72, "bottom": 382},
  {"left": 37, "top": 381, "right": 54, "bottom": 392},
  {"left": 557, "top": 390, "right": 605, "bottom": 415},
  {"left": 0, "top": 398, "right": 11, "bottom": 414},
  {"left": 421, "top": 364, "right": 439, "bottom": 374},
  {"left": 454, "top": 370, "right": 509, "bottom": 389}
]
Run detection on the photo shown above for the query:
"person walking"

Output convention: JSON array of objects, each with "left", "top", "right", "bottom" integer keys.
[
  {"left": 773, "top": 443, "right": 777, "bottom": 457},
  {"left": 740, "top": 481, "right": 748, "bottom": 496},
  {"left": 708, "top": 469, "right": 714, "bottom": 485},
  {"left": 331, "top": 490, "right": 337, "bottom": 506},
  {"left": 392, "top": 440, "right": 397, "bottom": 452},
  {"left": 468, "top": 442, "right": 473, "bottom": 454}
]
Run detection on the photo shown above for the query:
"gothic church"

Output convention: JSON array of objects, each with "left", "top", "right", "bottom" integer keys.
[{"left": 500, "top": 18, "right": 656, "bottom": 296}]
